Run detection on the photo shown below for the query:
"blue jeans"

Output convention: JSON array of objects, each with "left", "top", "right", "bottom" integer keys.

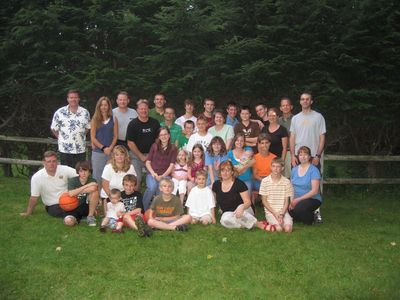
[
  {"left": 142, "top": 174, "right": 161, "bottom": 210},
  {"left": 242, "top": 179, "right": 253, "bottom": 198}
]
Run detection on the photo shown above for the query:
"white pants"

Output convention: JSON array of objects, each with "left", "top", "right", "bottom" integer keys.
[
  {"left": 220, "top": 208, "right": 257, "bottom": 229},
  {"left": 172, "top": 178, "right": 187, "bottom": 195}
]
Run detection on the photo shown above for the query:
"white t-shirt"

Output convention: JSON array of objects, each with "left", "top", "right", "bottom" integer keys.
[
  {"left": 186, "top": 132, "right": 213, "bottom": 153},
  {"left": 101, "top": 164, "right": 137, "bottom": 198},
  {"left": 290, "top": 110, "right": 326, "bottom": 157},
  {"left": 112, "top": 107, "right": 138, "bottom": 141},
  {"left": 175, "top": 115, "right": 197, "bottom": 130},
  {"left": 185, "top": 186, "right": 215, "bottom": 218},
  {"left": 106, "top": 202, "right": 125, "bottom": 219},
  {"left": 31, "top": 165, "right": 77, "bottom": 206}
]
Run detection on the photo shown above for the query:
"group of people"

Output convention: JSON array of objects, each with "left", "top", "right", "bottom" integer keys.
[{"left": 21, "top": 90, "right": 326, "bottom": 236}]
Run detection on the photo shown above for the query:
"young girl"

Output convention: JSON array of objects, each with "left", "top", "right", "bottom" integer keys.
[
  {"left": 90, "top": 96, "right": 118, "bottom": 185},
  {"left": 205, "top": 136, "right": 229, "bottom": 186},
  {"left": 172, "top": 149, "right": 189, "bottom": 204},
  {"left": 187, "top": 144, "right": 206, "bottom": 192}
]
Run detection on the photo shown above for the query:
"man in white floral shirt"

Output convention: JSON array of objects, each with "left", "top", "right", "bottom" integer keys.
[{"left": 51, "top": 90, "right": 91, "bottom": 168}]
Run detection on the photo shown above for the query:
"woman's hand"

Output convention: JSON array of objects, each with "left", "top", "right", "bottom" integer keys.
[
  {"left": 103, "top": 147, "right": 112, "bottom": 156},
  {"left": 289, "top": 199, "right": 299, "bottom": 210},
  {"left": 234, "top": 204, "right": 245, "bottom": 218}
]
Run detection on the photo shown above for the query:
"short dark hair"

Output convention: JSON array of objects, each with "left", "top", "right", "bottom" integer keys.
[
  {"left": 67, "top": 89, "right": 79, "bottom": 96},
  {"left": 75, "top": 161, "right": 92, "bottom": 173},
  {"left": 240, "top": 105, "right": 251, "bottom": 113},
  {"left": 117, "top": 91, "right": 129, "bottom": 98},
  {"left": 123, "top": 174, "right": 137, "bottom": 185},
  {"left": 184, "top": 120, "right": 195, "bottom": 128},
  {"left": 43, "top": 151, "right": 57, "bottom": 160},
  {"left": 257, "top": 133, "right": 272, "bottom": 143}
]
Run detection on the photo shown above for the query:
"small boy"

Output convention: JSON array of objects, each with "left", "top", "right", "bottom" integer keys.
[
  {"left": 147, "top": 178, "right": 192, "bottom": 231},
  {"left": 185, "top": 170, "right": 216, "bottom": 225},
  {"left": 176, "top": 120, "right": 195, "bottom": 150},
  {"left": 257, "top": 158, "right": 293, "bottom": 233},
  {"left": 66, "top": 161, "right": 99, "bottom": 226},
  {"left": 121, "top": 174, "right": 152, "bottom": 237},
  {"left": 100, "top": 189, "right": 125, "bottom": 233}
]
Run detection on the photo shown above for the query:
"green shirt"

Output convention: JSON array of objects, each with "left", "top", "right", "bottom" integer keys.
[
  {"left": 161, "top": 122, "right": 182, "bottom": 145},
  {"left": 68, "top": 176, "right": 97, "bottom": 205},
  {"left": 149, "top": 108, "right": 165, "bottom": 123},
  {"left": 177, "top": 134, "right": 189, "bottom": 150}
]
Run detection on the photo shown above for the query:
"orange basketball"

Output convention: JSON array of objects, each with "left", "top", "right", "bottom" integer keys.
[{"left": 59, "top": 193, "right": 78, "bottom": 211}]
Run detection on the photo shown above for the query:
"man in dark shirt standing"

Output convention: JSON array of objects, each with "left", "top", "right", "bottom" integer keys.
[{"left": 126, "top": 99, "right": 160, "bottom": 188}]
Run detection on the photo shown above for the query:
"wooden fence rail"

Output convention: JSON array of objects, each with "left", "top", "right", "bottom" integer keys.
[{"left": 1, "top": 135, "right": 399, "bottom": 184}]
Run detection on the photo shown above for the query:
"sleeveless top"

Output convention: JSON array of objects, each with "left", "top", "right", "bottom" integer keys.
[{"left": 93, "top": 117, "right": 114, "bottom": 153}]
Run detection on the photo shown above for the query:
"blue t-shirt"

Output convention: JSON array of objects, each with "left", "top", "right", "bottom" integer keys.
[
  {"left": 291, "top": 164, "right": 322, "bottom": 202},
  {"left": 227, "top": 147, "right": 253, "bottom": 182},
  {"left": 205, "top": 152, "right": 229, "bottom": 184}
]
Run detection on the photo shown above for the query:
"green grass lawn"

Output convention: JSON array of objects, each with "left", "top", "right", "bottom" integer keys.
[{"left": 0, "top": 176, "right": 399, "bottom": 299}]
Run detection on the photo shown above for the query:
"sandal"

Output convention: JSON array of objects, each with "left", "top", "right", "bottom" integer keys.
[{"left": 261, "top": 220, "right": 276, "bottom": 232}]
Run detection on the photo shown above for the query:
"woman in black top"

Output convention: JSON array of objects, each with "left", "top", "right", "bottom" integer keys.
[
  {"left": 262, "top": 107, "right": 288, "bottom": 160},
  {"left": 212, "top": 161, "right": 257, "bottom": 229}
]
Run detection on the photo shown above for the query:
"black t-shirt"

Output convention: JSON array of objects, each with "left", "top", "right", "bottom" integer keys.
[
  {"left": 121, "top": 191, "right": 144, "bottom": 213},
  {"left": 262, "top": 125, "right": 288, "bottom": 157},
  {"left": 126, "top": 117, "right": 160, "bottom": 153},
  {"left": 212, "top": 178, "right": 248, "bottom": 213}
]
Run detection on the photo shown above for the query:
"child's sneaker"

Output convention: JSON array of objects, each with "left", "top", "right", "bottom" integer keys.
[
  {"left": 135, "top": 215, "right": 153, "bottom": 237},
  {"left": 86, "top": 216, "right": 96, "bottom": 227},
  {"left": 175, "top": 224, "right": 188, "bottom": 232},
  {"left": 314, "top": 210, "right": 323, "bottom": 224},
  {"left": 99, "top": 226, "right": 107, "bottom": 233}
]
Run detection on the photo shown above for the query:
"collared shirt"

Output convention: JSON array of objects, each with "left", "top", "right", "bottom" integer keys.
[
  {"left": 226, "top": 116, "right": 238, "bottom": 127},
  {"left": 51, "top": 105, "right": 91, "bottom": 154},
  {"left": 279, "top": 114, "right": 293, "bottom": 132},
  {"left": 149, "top": 108, "right": 165, "bottom": 123},
  {"left": 31, "top": 165, "right": 77, "bottom": 206}
]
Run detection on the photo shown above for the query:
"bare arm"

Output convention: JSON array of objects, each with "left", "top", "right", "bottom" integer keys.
[
  {"left": 208, "top": 165, "right": 215, "bottom": 185},
  {"left": 281, "top": 136, "right": 288, "bottom": 160},
  {"left": 261, "top": 195, "right": 279, "bottom": 220},
  {"left": 20, "top": 196, "right": 39, "bottom": 216},
  {"left": 145, "top": 160, "right": 157, "bottom": 177},
  {"left": 161, "top": 163, "right": 175, "bottom": 178},
  {"left": 68, "top": 182, "right": 98, "bottom": 197},
  {"left": 234, "top": 190, "right": 252, "bottom": 218},
  {"left": 290, "top": 133, "right": 298, "bottom": 167},
  {"left": 104, "top": 118, "right": 119, "bottom": 156},
  {"left": 312, "top": 133, "right": 326, "bottom": 166},
  {"left": 90, "top": 122, "right": 102, "bottom": 150},
  {"left": 102, "top": 179, "right": 111, "bottom": 198},
  {"left": 51, "top": 129, "right": 59, "bottom": 138}
]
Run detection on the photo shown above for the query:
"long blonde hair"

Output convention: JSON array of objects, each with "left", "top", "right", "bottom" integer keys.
[
  {"left": 92, "top": 96, "right": 113, "bottom": 130},
  {"left": 110, "top": 145, "right": 131, "bottom": 172}
]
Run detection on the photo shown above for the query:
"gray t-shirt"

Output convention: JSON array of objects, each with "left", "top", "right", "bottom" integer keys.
[
  {"left": 112, "top": 108, "right": 138, "bottom": 141},
  {"left": 290, "top": 110, "right": 326, "bottom": 156}
]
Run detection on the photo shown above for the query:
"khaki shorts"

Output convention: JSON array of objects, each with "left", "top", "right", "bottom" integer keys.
[{"left": 264, "top": 211, "right": 293, "bottom": 226}]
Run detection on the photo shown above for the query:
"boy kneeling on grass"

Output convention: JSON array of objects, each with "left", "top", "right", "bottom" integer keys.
[
  {"left": 256, "top": 158, "right": 293, "bottom": 233},
  {"left": 185, "top": 170, "right": 216, "bottom": 225},
  {"left": 121, "top": 174, "right": 152, "bottom": 237},
  {"left": 147, "top": 178, "right": 192, "bottom": 231}
]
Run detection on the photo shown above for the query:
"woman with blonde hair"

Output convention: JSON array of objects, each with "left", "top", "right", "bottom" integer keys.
[
  {"left": 90, "top": 96, "right": 118, "bottom": 184},
  {"left": 101, "top": 145, "right": 136, "bottom": 211}
]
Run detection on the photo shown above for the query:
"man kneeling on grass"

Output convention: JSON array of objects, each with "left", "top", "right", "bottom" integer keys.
[
  {"left": 256, "top": 158, "right": 293, "bottom": 233},
  {"left": 147, "top": 178, "right": 192, "bottom": 231}
]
